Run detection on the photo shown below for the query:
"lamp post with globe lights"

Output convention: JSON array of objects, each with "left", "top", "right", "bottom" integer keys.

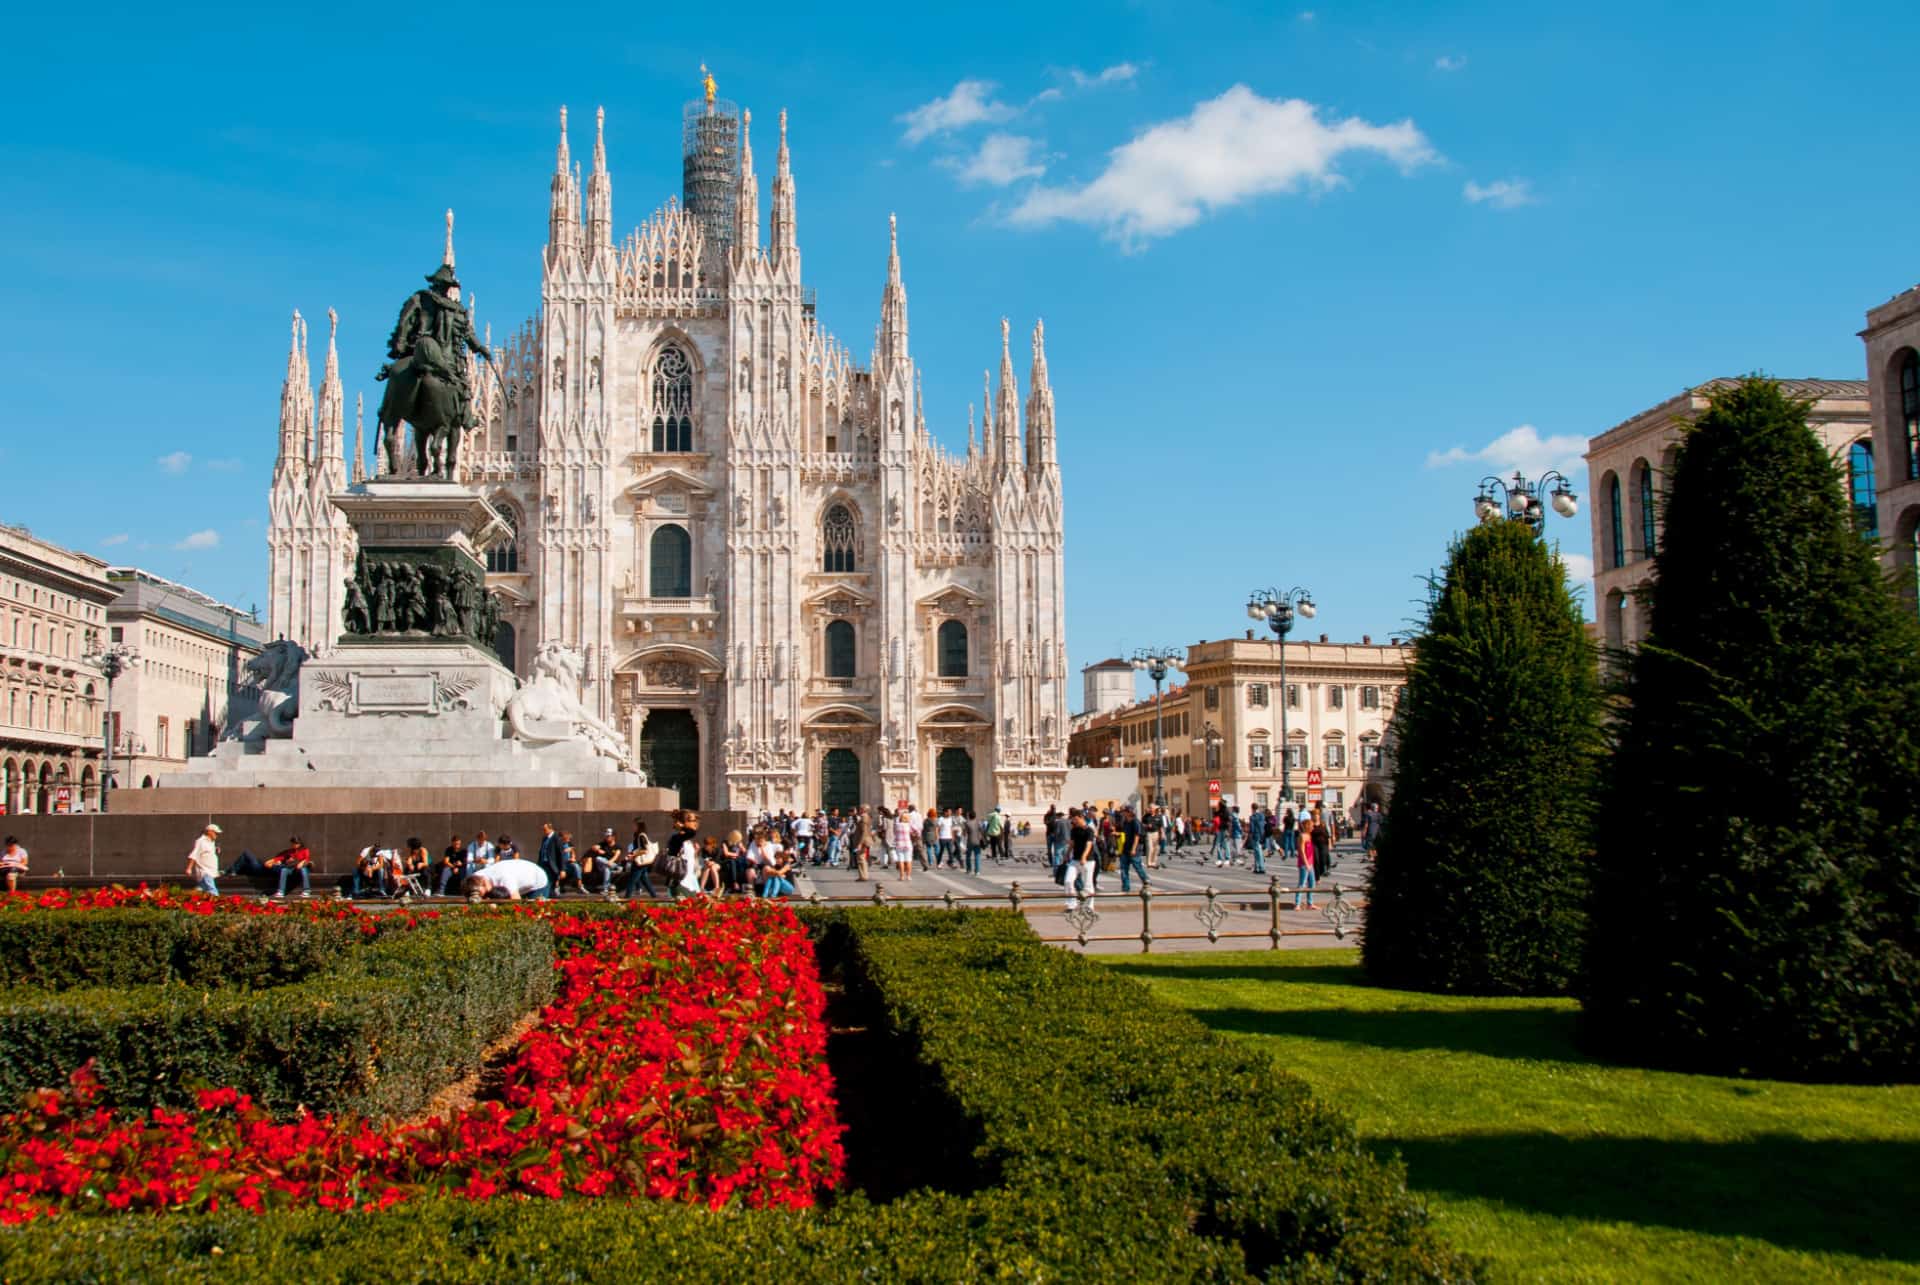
[
  {"left": 1247, "top": 588, "right": 1316, "bottom": 808},
  {"left": 1474, "top": 469, "right": 1579, "bottom": 537},
  {"left": 81, "top": 642, "right": 139, "bottom": 813},
  {"left": 1131, "top": 647, "right": 1185, "bottom": 809}
]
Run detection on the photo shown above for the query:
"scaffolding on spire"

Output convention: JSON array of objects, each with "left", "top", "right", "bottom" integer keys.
[{"left": 683, "top": 69, "right": 740, "bottom": 263}]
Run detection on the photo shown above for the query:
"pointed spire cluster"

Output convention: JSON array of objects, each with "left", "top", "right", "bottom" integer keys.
[
  {"left": 352, "top": 392, "right": 366, "bottom": 484},
  {"left": 770, "top": 109, "right": 797, "bottom": 267},
  {"left": 274, "top": 310, "right": 313, "bottom": 487},
  {"left": 735, "top": 108, "right": 760, "bottom": 258},
  {"left": 994, "top": 317, "right": 1019, "bottom": 471},
  {"left": 549, "top": 106, "right": 581, "bottom": 259},
  {"left": 586, "top": 106, "right": 612, "bottom": 251},
  {"left": 878, "top": 213, "right": 908, "bottom": 373},
  {"left": 1025, "top": 318, "right": 1056, "bottom": 471},
  {"left": 311, "top": 307, "right": 346, "bottom": 492}
]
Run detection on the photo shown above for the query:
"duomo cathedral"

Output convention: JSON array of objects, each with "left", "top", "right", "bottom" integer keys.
[{"left": 264, "top": 85, "right": 1069, "bottom": 814}]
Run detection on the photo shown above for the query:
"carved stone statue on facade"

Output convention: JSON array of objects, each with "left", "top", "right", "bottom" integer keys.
[
  {"left": 375, "top": 239, "right": 491, "bottom": 480},
  {"left": 503, "top": 642, "right": 637, "bottom": 774},
  {"left": 219, "top": 640, "right": 308, "bottom": 743}
]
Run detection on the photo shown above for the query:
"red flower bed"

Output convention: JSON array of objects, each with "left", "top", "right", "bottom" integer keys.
[{"left": 0, "top": 897, "right": 843, "bottom": 1220}]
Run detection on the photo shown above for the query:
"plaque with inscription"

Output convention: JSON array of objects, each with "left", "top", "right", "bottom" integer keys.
[{"left": 355, "top": 673, "right": 436, "bottom": 713}]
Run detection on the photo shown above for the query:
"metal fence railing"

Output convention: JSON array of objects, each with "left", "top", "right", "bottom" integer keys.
[{"left": 788, "top": 879, "right": 1364, "bottom": 952}]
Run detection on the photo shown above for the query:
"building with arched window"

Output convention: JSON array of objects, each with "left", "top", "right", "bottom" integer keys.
[
  {"left": 264, "top": 88, "right": 1068, "bottom": 816},
  {"left": 1863, "top": 285, "right": 1920, "bottom": 607},
  {"left": 1585, "top": 378, "right": 1871, "bottom": 648}
]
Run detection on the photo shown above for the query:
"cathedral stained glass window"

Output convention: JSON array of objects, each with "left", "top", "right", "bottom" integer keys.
[
  {"left": 652, "top": 345, "right": 694, "bottom": 453},
  {"left": 822, "top": 505, "right": 856, "bottom": 573}
]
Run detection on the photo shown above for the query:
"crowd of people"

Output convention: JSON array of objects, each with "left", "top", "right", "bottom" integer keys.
[
  {"left": 168, "top": 798, "right": 1385, "bottom": 905},
  {"left": 1039, "top": 798, "right": 1385, "bottom": 910}
]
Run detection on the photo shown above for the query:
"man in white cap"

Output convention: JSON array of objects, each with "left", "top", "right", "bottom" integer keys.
[{"left": 186, "top": 823, "right": 223, "bottom": 897}]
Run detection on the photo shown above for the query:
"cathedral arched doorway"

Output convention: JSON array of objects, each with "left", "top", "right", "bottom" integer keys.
[
  {"left": 821, "top": 748, "right": 861, "bottom": 812},
  {"left": 935, "top": 747, "right": 974, "bottom": 813},
  {"left": 646, "top": 708, "right": 700, "bottom": 809}
]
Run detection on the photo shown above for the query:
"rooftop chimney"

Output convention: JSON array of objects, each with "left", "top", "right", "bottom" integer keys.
[
  {"left": 1362, "top": 634, "right": 1371, "bottom": 645},
  {"left": 1319, "top": 633, "right": 1329, "bottom": 644},
  {"left": 1245, "top": 629, "right": 1254, "bottom": 640}
]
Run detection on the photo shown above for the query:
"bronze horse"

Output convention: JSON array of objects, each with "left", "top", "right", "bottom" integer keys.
[{"left": 376, "top": 263, "right": 489, "bottom": 480}]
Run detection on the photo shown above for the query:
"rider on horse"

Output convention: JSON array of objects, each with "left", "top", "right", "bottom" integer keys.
[{"left": 376, "top": 261, "right": 491, "bottom": 476}]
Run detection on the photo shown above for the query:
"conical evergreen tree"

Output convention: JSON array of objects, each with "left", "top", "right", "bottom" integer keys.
[
  {"left": 1363, "top": 516, "right": 1601, "bottom": 995},
  {"left": 1583, "top": 377, "right": 1920, "bottom": 1081}
]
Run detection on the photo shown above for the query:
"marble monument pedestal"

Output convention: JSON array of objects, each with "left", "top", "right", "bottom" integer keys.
[{"left": 161, "top": 641, "right": 650, "bottom": 793}]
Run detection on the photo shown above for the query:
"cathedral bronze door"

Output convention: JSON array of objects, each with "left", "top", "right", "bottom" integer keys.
[
  {"left": 821, "top": 748, "right": 861, "bottom": 811},
  {"left": 647, "top": 709, "right": 700, "bottom": 809},
  {"left": 935, "top": 747, "right": 974, "bottom": 813}
]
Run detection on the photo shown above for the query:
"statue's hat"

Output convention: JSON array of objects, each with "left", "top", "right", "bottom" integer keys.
[{"left": 425, "top": 263, "right": 461, "bottom": 289}]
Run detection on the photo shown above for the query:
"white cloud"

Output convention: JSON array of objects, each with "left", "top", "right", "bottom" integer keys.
[
  {"left": 173, "top": 529, "right": 220, "bottom": 551},
  {"left": 1463, "top": 177, "right": 1536, "bottom": 209},
  {"left": 1559, "top": 551, "right": 1595, "bottom": 584},
  {"left": 950, "top": 133, "right": 1047, "bottom": 187},
  {"left": 99, "top": 533, "right": 129, "bottom": 547},
  {"left": 1068, "top": 62, "right": 1138, "bottom": 89},
  {"left": 1007, "top": 86, "right": 1436, "bottom": 247},
  {"left": 899, "top": 80, "right": 1016, "bottom": 144},
  {"left": 1427, "top": 424, "right": 1586, "bottom": 477},
  {"left": 1435, "top": 54, "right": 1467, "bottom": 72},
  {"left": 1298, "top": 10, "right": 1316, "bottom": 21},
  {"left": 156, "top": 450, "right": 192, "bottom": 475}
]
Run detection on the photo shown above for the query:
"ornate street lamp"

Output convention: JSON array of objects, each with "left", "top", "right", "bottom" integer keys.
[
  {"left": 1474, "top": 469, "right": 1579, "bottom": 536},
  {"left": 81, "top": 643, "right": 139, "bottom": 813},
  {"left": 1248, "top": 587, "right": 1315, "bottom": 808},
  {"left": 1131, "top": 647, "right": 1185, "bottom": 808}
]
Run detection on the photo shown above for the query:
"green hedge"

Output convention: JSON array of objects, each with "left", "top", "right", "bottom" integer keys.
[
  {"left": 819, "top": 909, "right": 1474, "bottom": 1280},
  {"left": 0, "top": 909, "right": 364, "bottom": 990},
  {"left": 0, "top": 908, "right": 1473, "bottom": 1281},
  {"left": 0, "top": 914, "right": 552, "bottom": 1121}
]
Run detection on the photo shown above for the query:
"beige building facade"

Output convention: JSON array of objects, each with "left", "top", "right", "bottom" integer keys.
[
  {"left": 101, "top": 569, "right": 266, "bottom": 791},
  {"left": 1584, "top": 378, "right": 1873, "bottom": 649},
  {"left": 0, "top": 524, "right": 115, "bottom": 814},
  {"left": 1068, "top": 634, "right": 1407, "bottom": 816},
  {"left": 1862, "top": 284, "right": 1920, "bottom": 599}
]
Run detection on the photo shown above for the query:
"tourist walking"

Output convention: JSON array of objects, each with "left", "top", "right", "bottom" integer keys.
[
  {"left": 186, "top": 823, "right": 222, "bottom": 897},
  {"left": 890, "top": 807, "right": 915, "bottom": 882},
  {"left": 1117, "top": 807, "right": 1149, "bottom": 893},
  {"left": 1064, "top": 809, "right": 1099, "bottom": 911},
  {"left": 849, "top": 806, "right": 873, "bottom": 881},
  {"left": 623, "top": 821, "right": 660, "bottom": 898},
  {"left": 1294, "top": 822, "right": 1317, "bottom": 910}
]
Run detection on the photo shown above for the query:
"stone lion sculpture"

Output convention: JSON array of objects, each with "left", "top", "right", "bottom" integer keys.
[
  {"left": 220, "top": 640, "right": 307, "bottom": 743},
  {"left": 503, "top": 642, "right": 638, "bottom": 775}
]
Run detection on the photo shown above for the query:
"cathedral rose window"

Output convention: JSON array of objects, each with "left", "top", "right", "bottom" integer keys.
[{"left": 652, "top": 345, "right": 695, "bottom": 452}]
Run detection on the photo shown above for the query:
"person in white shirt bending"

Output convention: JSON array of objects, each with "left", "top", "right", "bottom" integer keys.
[{"left": 463, "top": 857, "right": 551, "bottom": 901}]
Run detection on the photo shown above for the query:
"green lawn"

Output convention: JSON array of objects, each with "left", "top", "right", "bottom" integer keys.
[{"left": 1104, "top": 949, "right": 1920, "bottom": 1283}]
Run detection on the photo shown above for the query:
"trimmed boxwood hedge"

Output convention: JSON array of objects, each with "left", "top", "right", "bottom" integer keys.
[
  {"left": 0, "top": 907, "right": 1473, "bottom": 1281},
  {"left": 0, "top": 909, "right": 363, "bottom": 991},
  {"left": 0, "top": 913, "right": 552, "bottom": 1121}
]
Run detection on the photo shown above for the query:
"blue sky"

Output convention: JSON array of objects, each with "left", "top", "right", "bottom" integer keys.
[{"left": 3, "top": 1, "right": 1916, "bottom": 705}]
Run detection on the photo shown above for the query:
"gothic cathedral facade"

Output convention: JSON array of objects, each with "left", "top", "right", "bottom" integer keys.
[{"left": 267, "top": 97, "right": 1069, "bottom": 815}]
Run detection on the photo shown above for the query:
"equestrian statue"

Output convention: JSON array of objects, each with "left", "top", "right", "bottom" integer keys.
[{"left": 375, "top": 214, "right": 491, "bottom": 480}]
